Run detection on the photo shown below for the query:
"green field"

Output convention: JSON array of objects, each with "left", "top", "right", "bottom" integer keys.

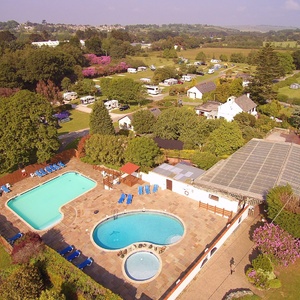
[
  {"left": 263, "top": 41, "right": 299, "bottom": 48},
  {"left": 57, "top": 109, "right": 90, "bottom": 135}
]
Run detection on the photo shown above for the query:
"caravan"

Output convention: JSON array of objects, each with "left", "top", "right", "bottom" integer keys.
[
  {"left": 127, "top": 68, "right": 137, "bottom": 73},
  {"left": 144, "top": 85, "right": 160, "bottom": 95},
  {"left": 80, "top": 95, "right": 95, "bottom": 105}
]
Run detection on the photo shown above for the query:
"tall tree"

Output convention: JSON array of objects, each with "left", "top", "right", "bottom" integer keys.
[
  {"left": 124, "top": 137, "right": 161, "bottom": 170},
  {"left": 248, "top": 44, "right": 282, "bottom": 104},
  {"left": 132, "top": 110, "right": 156, "bottom": 134},
  {"left": 89, "top": 100, "right": 115, "bottom": 135},
  {"left": 36, "top": 79, "right": 63, "bottom": 105},
  {"left": 0, "top": 90, "right": 59, "bottom": 172},
  {"left": 204, "top": 121, "right": 244, "bottom": 156}
]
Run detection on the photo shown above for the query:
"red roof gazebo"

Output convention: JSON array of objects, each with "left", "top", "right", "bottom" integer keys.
[{"left": 119, "top": 162, "right": 141, "bottom": 186}]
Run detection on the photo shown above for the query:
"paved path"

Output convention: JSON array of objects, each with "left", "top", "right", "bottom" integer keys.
[{"left": 177, "top": 214, "right": 264, "bottom": 300}]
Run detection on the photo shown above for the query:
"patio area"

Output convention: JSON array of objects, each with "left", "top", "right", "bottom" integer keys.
[{"left": 0, "top": 158, "right": 228, "bottom": 300}]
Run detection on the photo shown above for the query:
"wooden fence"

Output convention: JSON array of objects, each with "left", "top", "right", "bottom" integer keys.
[
  {"left": 198, "top": 201, "right": 233, "bottom": 220},
  {"left": 0, "top": 149, "right": 76, "bottom": 187}
]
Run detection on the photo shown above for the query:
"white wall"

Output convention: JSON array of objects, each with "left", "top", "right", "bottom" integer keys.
[
  {"left": 165, "top": 206, "right": 250, "bottom": 300},
  {"left": 141, "top": 172, "right": 239, "bottom": 213},
  {"left": 187, "top": 87, "right": 202, "bottom": 99},
  {"left": 217, "top": 99, "right": 242, "bottom": 122}
]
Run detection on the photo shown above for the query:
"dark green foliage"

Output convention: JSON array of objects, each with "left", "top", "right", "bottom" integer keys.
[
  {"left": 191, "top": 151, "right": 219, "bottom": 170},
  {"left": 99, "top": 77, "right": 143, "bottom": 104},
  {"left": 152, "top": 66, "right": 177, "bottom": 85},
  {"left": 266, "top": 185, "right": 300, "bottom": 238},
  {"left": 0, "top": 90, "right": 60, "bottom": 173},
  {"left": 84, "top": 134, "right": 125, "bottom": 166},
  {"left": 234, "top": 112, "right": 257, "bottom": 127},
  {"left": 124, "top": 137, "right": 161, "bottom": 170},
  {"left": 0, "top": 264, "right": 44, "bottom": 299},
  {"left": 289, "top": 108, "right": 300, "bottom": 133},
  {"left": 204, "top": 121, "right": 245, "bottom": 156},
  {"left": 132, "top": 110, "right": 156, "bottom": 134},
  {"left": 254, "top": 115, "right": 276, "bottom": 134},
  {"left": 89, "top": 101, "right": 115, "bottom": 135},
  {"left": 153, "top": 107, "right": 202, "bottom": 149},
  {"left": 247, "top": 44, "right": 282, "bottom": 104},
  {"left": 252, "top": 254, "right": 273, "bottom": 272},
  {"left": 292, "top": 49, "right": 300, "bottom": 69}
]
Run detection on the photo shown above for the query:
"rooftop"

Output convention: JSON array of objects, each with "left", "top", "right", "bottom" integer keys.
[
  {"left": 195, "top": 100, "right": 221, "bottom": 112},
  {"left": 195, "top": 139, "right": 300, "bottom": 201}
]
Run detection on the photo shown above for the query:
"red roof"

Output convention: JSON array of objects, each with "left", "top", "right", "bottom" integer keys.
[{"left": 120, "top": 162, "right": 140, "bottom": 174}]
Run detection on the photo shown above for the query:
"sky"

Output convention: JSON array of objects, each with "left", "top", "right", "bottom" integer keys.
[{"left": 0, "top": 0, "right": 300, "bottom": 28}]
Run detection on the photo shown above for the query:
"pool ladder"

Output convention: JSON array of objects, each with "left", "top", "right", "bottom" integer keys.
[{"left": 113, "top": 209, "right": 118, "bottom": 220}]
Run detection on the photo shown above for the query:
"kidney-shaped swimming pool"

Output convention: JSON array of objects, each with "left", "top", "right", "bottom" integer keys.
[{"left": 92, "top": 211, "right": 185, "bottom": 250}]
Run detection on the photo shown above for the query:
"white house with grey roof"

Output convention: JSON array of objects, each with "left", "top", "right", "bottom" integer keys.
[{"left": 217, "top": 94, "right": 257, "bottom": 121}]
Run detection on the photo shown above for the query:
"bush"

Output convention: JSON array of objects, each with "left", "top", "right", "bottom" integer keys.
[{"left": 252, "top": 254, "right": 273, "bottom": 272}]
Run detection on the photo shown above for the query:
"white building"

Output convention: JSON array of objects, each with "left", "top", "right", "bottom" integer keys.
[
  {"left": 217, "top": 94, "right": 257, "bottom": 122},
  {"left": 187, "top": 82, "right": 216, "bottom": 100}
]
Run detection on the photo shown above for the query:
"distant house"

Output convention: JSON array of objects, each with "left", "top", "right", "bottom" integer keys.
[
  {"left": 137, "top": 66, "right": 147, "bottom": 71},
  {"left": 118, "top": 108, "right": 161, "bottom": 131},
  {"left": 217, "top": 94, "right": 257, "bottom": 122},
  {"left": 32, "top": 40, "right": 60, "bottom": 47},
  {"left": 119, "top": 115, "right": 133, "bottom": 131},
  {"left": 195, "top": 101, "right": 221, "bottom": 119},
  {"left": 290, "top": 83, "right": 300, "bottom": 89},
  {"left": 195, "top": 94, "right": 257, "bottom": 122},
  {"left": 187, "top": 82, "right": 216, "bottom": 99}
]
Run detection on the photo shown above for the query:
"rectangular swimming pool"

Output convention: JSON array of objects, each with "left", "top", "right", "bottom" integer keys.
[{"left": 7, "top": 171, "right": 97, "bottom": 231}]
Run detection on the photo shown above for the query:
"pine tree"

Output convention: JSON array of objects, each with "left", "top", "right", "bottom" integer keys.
[
  {"left": 248, "top": 44, "right": 282, "bottom": 104},
  {"left": 89, "top": 100, "right": 115, "bottom": 135}
]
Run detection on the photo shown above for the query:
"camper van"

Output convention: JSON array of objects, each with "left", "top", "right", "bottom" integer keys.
[
  {"left": 144, "top": 85, "right": 160, "bottom": 95},
  {"left": 63, "top": 92, "right": 77, "bottom": 102},
  {"left": 182, "top": 75, "right": 192, "bottom": 82},
  {"left": 104, "top": 100, "right": 119, "bottom": 110},
  {"left": 80, "top": 95, "right": 95, "bottom": 105},
  {"left": 208, "top": 69, "right": 215, "bottom": 74},
  {"left": 127, "top": 68, "right": 137, "bottom": 73}
]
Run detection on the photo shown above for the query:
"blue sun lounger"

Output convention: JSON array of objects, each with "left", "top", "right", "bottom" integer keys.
[
  {"left": 8, "top": 232, "right": 23, "bottom": 245},
  {"left": 51, "top": 164, "right": 60, "bottom": 171},
  {"left": 118, "top": 193, "right": 126, "bottom": 204},
  {"left": 35, "top": 170, "right": 44, "bottom": 177},
  {"left": 57, "top": 161, "right": 66, "bottom": 168},
  {"left": 126, "top": 194, "right": 133, "bottom": 204},
  {"left": 153, "top": 184, "right": 159, "bottom": 193},
  {"left": 138, "top": 186, "right": 143, "bottom": 195},
  {"left": 66, "top": 249, "right": 81, "bottom": 262},
  {"left": 145, "top": 185, "right": 151, "bottom": 195},
  {"left": 58, "top": 245, "right": 74, "bottom": 256},
  {"left": 45, "top": 166, "right": 53, "bottom": 173},
  {"left": 76, "top": 257, "right": 93, "bottom": 270},
  {"left": 1, "top": 185, "right": 10, "bottom": 193},
  {"left": 39, "top": 168, "right": 47, "bottom": 176}
]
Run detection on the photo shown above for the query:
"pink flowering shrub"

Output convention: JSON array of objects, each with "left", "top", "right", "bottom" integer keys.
[
  {"left": 85, "top": 54, "right": 111, "bottom": 65},
  {"left": 253, "top": 223, "right": 300, "bottom": 266},
  {"left": 82, "top": 67, "right": 97, "bottom": 77}
]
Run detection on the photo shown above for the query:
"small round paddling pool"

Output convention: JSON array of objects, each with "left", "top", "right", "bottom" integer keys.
[{"left": 123, "top": 251, "right": 162, "bottom": 282}]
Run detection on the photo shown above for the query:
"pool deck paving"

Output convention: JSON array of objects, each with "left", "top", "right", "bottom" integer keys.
[{"left": 0, "top": 158, "right": 260, "bottom": 300}]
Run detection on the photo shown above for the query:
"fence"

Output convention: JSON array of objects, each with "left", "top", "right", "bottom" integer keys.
[
  {"left": 0, "top": 149, "right": 76, "bottom": 187},
  {"left": 198, "top": 201, "right": 233, "bottom": 219}
]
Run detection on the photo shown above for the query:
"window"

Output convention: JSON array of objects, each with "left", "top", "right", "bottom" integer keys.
[{"left": 209, "top": 194, "right": 219, "bottom": 201}]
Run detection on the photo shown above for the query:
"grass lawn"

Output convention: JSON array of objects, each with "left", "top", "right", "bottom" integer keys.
[
  {"left": 57, "top": 109, "right": 90, "bottom": 135},
  {"left": 259, "top": 259, "right": 300, "bottom": 300},
  {"left": 278, "top": 85, "right": 300, "bottom": 98}
]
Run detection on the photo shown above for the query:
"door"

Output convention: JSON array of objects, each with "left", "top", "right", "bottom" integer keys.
[{"left": 166, "top": 179, "right": 172, "bottom": 191}]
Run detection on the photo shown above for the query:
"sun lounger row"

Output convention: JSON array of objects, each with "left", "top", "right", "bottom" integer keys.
[
  {"left": 58, "top": 245, "right": 93, "bottom": 270},
  {"left": 7, "top": 232, "right": 23, "bottom": 245},
  {"left": 138, "top": 184, "right": 159, "bottom": 195},
  {"left": 34, "top": 161, "right": 66, "bottom": 177},
  {"left": 118, "top": 193, "right": 133, "bottom": 204}
]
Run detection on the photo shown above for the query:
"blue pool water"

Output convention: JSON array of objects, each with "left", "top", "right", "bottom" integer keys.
[
  {"left": 92, "top": 211, "right": 184, "bottom": 250},
  {"left": 7, "top": 172, "right": 96, "bottom": 230}
]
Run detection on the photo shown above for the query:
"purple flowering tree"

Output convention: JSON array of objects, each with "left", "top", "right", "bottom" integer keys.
[
  {"left": 253, "top": 222, "right": 300, "bottom": 266},
  {"left": 82, "top": 67, "right": 97, "bottom": 78}
]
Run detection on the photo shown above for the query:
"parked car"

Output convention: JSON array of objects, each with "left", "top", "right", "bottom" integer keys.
[
  {"left": 196, "top": 71, "right": 205, "bottom": 76},
  {"left": 119, "top": 104, "right": 130, "bottom": 111}
]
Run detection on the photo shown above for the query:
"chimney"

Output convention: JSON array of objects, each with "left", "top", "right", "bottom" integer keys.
[{"left": 246, "top": 93, "right": 250, "bottom": 98}]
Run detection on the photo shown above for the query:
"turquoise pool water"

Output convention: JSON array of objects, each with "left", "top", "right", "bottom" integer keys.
[
  {"left": 92, "top": 211, "right": 184, "bottom": 250},
  {"left": 7, "top": 172, "right": 96, "bottom": 230}
]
